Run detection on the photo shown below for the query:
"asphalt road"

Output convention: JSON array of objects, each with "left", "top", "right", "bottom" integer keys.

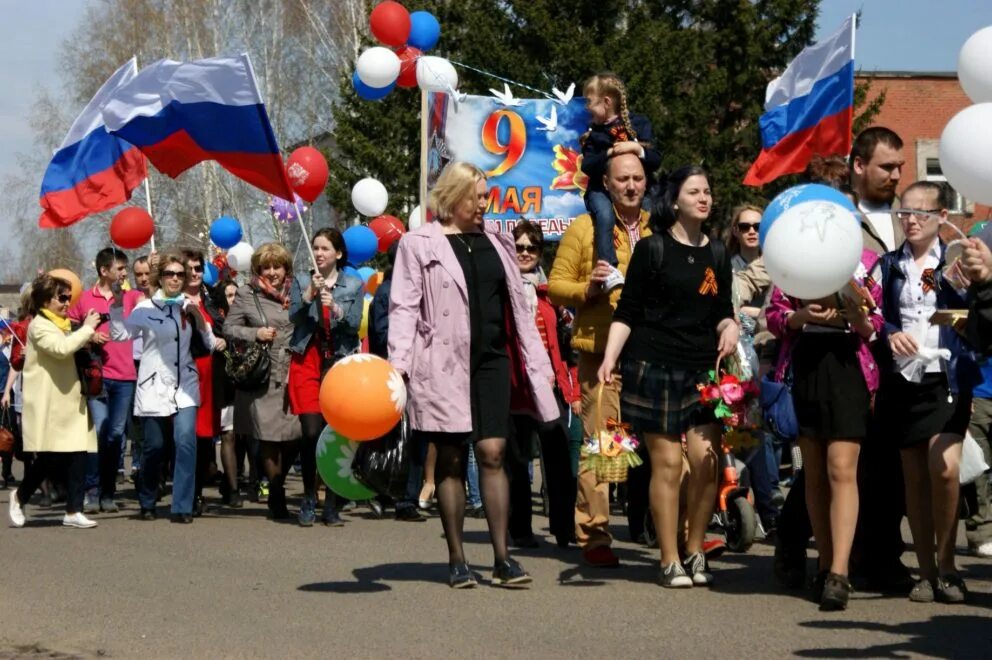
[{"left": 1, "top": 471, "right": 990, "bottom": 659}]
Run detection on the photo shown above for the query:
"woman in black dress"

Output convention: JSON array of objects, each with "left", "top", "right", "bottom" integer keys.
[{"left": 389, "top": 162, "right": 560, "bottom": 588}]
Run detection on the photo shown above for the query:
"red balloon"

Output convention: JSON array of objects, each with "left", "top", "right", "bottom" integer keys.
[
  {"left": 110, "top": 207, "right": 154, "bottom": 249},
  {"left": 370, "top": 1, "right": 411, "bottom": 47},
  {"left": 395, "top": 45, "right": 422, "bottom": 88},
  {"left": 369, "top": 215, "right": 406, "bottom": 252},
  {"left": 286, "top": 147, "right": 329, "bottom": 203}
]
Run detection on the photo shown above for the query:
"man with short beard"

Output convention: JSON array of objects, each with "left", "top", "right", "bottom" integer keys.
[{"left": 851, "top": 127, "right": 906, "bottom": 254}]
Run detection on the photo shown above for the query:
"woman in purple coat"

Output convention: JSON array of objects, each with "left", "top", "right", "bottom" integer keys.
[{"left": 389, "top": 162, "right": 559, "bottom": 589}]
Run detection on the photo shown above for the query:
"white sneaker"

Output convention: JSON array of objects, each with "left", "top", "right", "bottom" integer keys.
[
  {"left": 8, "top": 493, "right": 25, "bottom": 528},
  {"left": 975, "top": 541, "right": 992, "bottom": 558},
  {"left": 62, "top": 512, "right": 98, "bottom": 529},
  {"left": 603, "top": 265, "right": 625, "bottom": 292}
]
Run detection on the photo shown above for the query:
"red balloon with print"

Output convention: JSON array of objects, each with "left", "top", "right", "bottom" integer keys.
[
  {"left": 368, "top": 214, "right": 406, "bottom": 253},
  {"left": 286, "top": 147, "right": 329, "bottom": 203},
  {"left": 370, "top": 1, "right": 411, "bottom": 47},
  {"left": 110, "top": 207, "right": 155, "bottom": 249},
  {"left": 395, "top": 45, "right": 422, "bottom": 88}
]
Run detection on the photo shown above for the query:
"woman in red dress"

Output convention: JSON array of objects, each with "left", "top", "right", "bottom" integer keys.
[{"left": 288, "top": 229, "right": 365, "bottom": 526}]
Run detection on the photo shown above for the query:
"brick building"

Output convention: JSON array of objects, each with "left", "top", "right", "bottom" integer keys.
[{"left": 858, "top": 72, "right": 992, "bottom": 230}]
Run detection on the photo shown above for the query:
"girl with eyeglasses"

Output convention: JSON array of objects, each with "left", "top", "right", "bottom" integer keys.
[
  {"left": 109, "top": 252, "right": 215, "bottom": 523},
  {"left": 873, "top": 181, "right": 979, "bottom": 604},
  {"left": 8, "top": 274, "right": 102, "bottom": 529}
]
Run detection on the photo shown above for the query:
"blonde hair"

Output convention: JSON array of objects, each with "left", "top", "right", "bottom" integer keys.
[
  {"left": 726, "top": 204, "right": 765, "bottom": 256},
  {"left": 251, "top": 242, "right": 294, "bottom": 277},
  {"left": 429, "top": 162, "right": 487, "bottom": 223},
  {"left": 582, "top": 72, "right": 638, "bottom": 141}
]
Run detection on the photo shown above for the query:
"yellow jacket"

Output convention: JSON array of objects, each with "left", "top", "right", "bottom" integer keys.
[
  {"left": 548, "top": 211, "right": 651, "bottom": 355},
  {"left": 22, "top": 316, "right": 97, "bottom": 453}
]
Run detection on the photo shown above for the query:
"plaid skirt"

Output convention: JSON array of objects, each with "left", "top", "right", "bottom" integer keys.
[{"left": 620, "top": 359, "right": 717, "bottom": 436}]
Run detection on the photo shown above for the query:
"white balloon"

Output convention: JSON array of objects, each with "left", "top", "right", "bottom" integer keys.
[
  {"left": 939, "top": 103, "right": 992, "bottom": 206},
  {"left": 351, "top": 178, "right": 389, "bottom": 217},
  {"left": 356, "top": 47, "right": 400, "bottom": 89},
  {"left": 226, "top": 241, "right": 255, "bottom": 272},
  {"left": 408, "top": 205, "right": 423, "bottom": 229},
  {"left": 763, "top": 200, "right": 863, "bottom": 300},
  {"left": 958, "top": 25, "right": 992, "bottom": 103},
  {"left": 416, "top": 56, "right": 458, "bottom": 93}
]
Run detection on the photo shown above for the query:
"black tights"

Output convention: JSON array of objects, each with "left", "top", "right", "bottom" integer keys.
[
  {"left": 194, "top": 436, "right": 215, "bottom": 498},
  {"left": 435, "top": 436, "right": 510, "bottom": 566},
  {"left": 299, "top": 414, "right": 323, "bottom": 499},
  {"left": 259, "top": 440, "right": 299, "bottom": 510},
  {"left": 219, "top": 431, "right": 238, "bottom": 494}
]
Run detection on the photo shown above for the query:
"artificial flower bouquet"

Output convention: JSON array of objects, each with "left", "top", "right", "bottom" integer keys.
[
  {"left": 581, "top": 384, "right": 643, "bottom": 483},
  {"left": 698, "top": 359, "right": 762, "bottom": 452}
]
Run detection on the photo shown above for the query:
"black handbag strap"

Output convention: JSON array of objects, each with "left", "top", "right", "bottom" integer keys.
[{"left": 250, "top": 287, "right": 268, "bottom": 327}]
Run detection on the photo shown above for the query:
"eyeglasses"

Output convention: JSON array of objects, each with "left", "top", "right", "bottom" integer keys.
[
  {"left": 736, "top": 222, "right": 760, "bottom": 233},
  {"left": 189, "top": 264, "right": 205, "bottom": 273},
  {"left": 516, "top": 244, "right": 540, "bottom": 255},
  {"left": 161, "top": 269, "right": 186, "bottom": 279},
  {"left": 894, "top": 209, "right": 942, "bottom": 222},
  {"left": 56, "top": 294, "right": 72, "bottom": 303}
]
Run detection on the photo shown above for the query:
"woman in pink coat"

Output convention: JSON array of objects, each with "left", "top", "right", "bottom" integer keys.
[{"left": 389, "top": 162, "right": 559, "bottom": 589}]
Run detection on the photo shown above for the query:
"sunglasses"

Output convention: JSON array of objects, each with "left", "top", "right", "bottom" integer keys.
[
  {"left": 161, "top": 269, "right": 186, "bottom": 279},
  {"left": 736, "top": 222, "right": 760, "bottom": 233},
  {"left": 189, "top": 264, "right": 205, "bottom": 273},
  {"left": 56, "top": 294, "right": 72, "bottom": 303},
  {"left": 894, "top": 209, "right": 941, "bottom": 222},
  {"left": 516, "top": 244, "right": 541, "bottom": 255}
]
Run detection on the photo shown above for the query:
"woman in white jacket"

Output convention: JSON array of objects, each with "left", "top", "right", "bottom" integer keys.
[{"left": 110, "top": 252, "right": 214, "bottom": 523}]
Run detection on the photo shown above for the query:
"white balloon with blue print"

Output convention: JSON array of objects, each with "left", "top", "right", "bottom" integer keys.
[{"left": 762, "top": 199, "right": 863, "bottom": 301}]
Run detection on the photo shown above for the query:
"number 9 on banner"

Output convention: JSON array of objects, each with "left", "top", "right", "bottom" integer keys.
[{"left": 482, "top": 110, "right": 526, "bottom": 177}]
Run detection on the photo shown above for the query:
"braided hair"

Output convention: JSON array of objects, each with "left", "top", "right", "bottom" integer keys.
[{"left": 582, "top": 73, "right": 638, "bottom": 142}]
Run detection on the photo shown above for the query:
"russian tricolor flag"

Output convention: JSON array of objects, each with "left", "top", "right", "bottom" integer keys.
[
  {"left": 38, "top": 58, "right": 148, "bottom": 229},
  {"left": 744, "top": 15, "right": 856, "bottom": 186},
  {"left": 100, "top": 54, "right": 295, "bottom": 201}
]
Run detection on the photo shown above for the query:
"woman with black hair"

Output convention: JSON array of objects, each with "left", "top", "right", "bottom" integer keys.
[
  {"left": 597, "top": 166, "right": 738, "bottom": 588},
  {"left": 288, "top": 228, "right": 364, "bottom": 526}
]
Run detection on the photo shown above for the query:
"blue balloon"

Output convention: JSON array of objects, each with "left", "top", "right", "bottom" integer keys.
[
  {"left": 760, "top": 184, "right": 857, "bottom": 248},
  {"left": 203, "top": 263, "right": 219, "bottom": 287},
  {"left": 352, "top": 71, "right": 395, "bottom": 101},
  {"left": 344, "top": 225, "right": 379, "bottom": 266},
  {"left": 408, "top": 11, "right": 441, "bottom": 51},
  {"left": 210, "top": 216, "right": 243, "bottom": 250},
  {"left": 342, "top": 265, "right": 361, "bottom": 280},
  {"left": 357, "top": 266, "right": 375, "bottom": 283}
]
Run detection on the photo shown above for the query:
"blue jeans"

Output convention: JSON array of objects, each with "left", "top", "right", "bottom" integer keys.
[
  {"left": 87, "top": 379, "right": 136, "bottom": 498},
  {"left": 745, "top": 431, "right": 783, "bottom": 521},
  {"left": 585, "top": 190, "right": 619, "bottom": 267},
  {"left": 141, "top": 408, "right": 197, "bottom": 514},
  {"left": 466, "top": 444, "right": 482, "bottom": 508}
]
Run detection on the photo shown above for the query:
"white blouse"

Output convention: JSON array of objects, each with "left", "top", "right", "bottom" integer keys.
[{"left": 897, "top": 241, "right": 941, "bottom": 378}]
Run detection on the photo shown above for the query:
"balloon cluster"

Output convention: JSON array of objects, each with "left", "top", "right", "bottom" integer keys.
[
  {"left": 354, "top": 3, "right": 453, "bottom": 101},
  {"left": 941, "top": 26, "right": 992, "bottom": 206}
]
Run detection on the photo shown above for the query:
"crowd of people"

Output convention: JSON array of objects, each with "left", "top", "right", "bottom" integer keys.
[{"left": 4, "top": 73, "right": 992, "bottom": 608}]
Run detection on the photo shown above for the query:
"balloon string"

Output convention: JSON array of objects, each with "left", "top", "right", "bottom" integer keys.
[{"left": 445, "top": 59, "right": 554, "bottom": 100}]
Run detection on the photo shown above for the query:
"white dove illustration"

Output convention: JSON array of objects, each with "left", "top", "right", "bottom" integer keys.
[
  {"left": 536, "top": 105, "right": 558, "bottom": 132},
  {"left": 447, "top": 84, "right": 467, "bottom": 111},
  {"left": 552, "top": 82, "right": 575, "bottom": 106},
  {"left": 488, "top": 83, "right": 522, "bottom": 107}
]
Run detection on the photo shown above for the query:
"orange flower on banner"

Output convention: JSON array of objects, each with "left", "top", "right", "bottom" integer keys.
[{"left": 551, "top": 145, "right": 588, "bottom": 193}]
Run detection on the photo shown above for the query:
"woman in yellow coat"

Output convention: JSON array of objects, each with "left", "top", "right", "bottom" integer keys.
[{"left": 7, "top": 273, "right": 101, "bottom": 529}]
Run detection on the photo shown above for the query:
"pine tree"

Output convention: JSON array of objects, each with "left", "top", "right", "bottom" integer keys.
[{"left": 327, "top": 0, "right": 880, "bottom": 228}]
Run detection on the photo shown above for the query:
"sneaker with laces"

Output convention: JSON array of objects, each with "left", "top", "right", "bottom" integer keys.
[
  {"left": 603, "top": 265, "right": 625, "bottom": 292},
  {"left": 659, "top": 562, "right": 693, "bottom": 588},
  {"left": 8, "top": 492, "right": 25, "bottom": 527},
  {"left": 683, "top": 551, "right": 714, "bottom": 586},
  {"left": 63, "top": 512, "right": 98, "bottom": 528},
  {"left": 298, "top": 496, "right": 316, "bottom": 527},
  {"left": 492, "top": 558, "right": 532, "bottom": 588}
]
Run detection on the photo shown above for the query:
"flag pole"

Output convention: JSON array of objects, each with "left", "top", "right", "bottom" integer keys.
[
  {"left": 294, "top": 199, "right": 319, "bottom": 274},
  {"left": 134, "top": 54, "right": 156, "bottom": 253}
]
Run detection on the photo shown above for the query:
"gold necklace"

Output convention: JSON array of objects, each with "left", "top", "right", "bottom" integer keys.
[{"left": 452, "top": 232, "right": 478, "bottom": 253}]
